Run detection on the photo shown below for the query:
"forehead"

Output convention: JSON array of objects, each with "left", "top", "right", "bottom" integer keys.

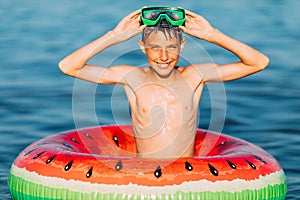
[{"left": 144, "top": 30, "right": 180, "bottom": 45}]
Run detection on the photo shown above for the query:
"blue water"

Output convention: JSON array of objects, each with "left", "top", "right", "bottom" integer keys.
[{"left": 1, "top": 0, "right": 299, "bottom": 199}]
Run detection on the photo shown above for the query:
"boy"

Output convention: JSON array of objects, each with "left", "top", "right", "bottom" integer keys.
[{"left": 58, "top": 9, "right": 269, "bottom": 158}]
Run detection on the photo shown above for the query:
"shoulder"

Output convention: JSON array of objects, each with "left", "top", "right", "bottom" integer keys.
[
  {"left": 105, "top": 65, "right": 142, "bottom": 76},
  {"left": 179, "top": 63, "right": 219, "bottom": 85},
  {"left": 97, "top": 65, "right": 141, "bottom": 85},
  {"left": 183, "top": 63, "right": 218, "bottom": 78},
  {"left": 180, "top": 64, "right": 203, "bottom": 78},
  {"left": 114, "top": 65, "right": 148, "bottom": 84}
]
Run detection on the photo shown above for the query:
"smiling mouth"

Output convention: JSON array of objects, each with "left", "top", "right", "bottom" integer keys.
[{"left": 156, "top": 62, "right": 171, "bottom": 68}]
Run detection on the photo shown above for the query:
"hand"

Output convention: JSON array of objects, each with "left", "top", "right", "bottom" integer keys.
[
  {"left": 111, "top": 10, "right": 146, "bottom": 41},
  {"left": 180, "top": 10, "right": 215, "bottom": 41}
]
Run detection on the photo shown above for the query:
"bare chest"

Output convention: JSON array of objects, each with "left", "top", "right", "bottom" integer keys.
[{"left": 131, "top": 84, "right": 196, "bottom": 117}]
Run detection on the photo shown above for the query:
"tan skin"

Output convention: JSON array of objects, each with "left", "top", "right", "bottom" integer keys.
[{"left": 59, "top": 10, "right": 269, "bottom": 158}]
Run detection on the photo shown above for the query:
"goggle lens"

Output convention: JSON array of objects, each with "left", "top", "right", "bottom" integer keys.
[
  {"left": 141, "top": 7, "right": 185, "bottom": 26},
  {"left": 143, "top": 10, "right": 184, "bottom": 21}
]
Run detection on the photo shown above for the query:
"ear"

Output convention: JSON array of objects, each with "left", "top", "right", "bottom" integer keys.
[
  {"left": 138, "top": 39, "right": 146, "bottom": 54},
  {"left": 180, "top": 38, "right": 186, "bottom": 52}
]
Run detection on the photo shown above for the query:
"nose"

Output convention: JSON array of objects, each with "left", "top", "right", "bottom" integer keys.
[{"left": 160, "top": 49, "right": 169, "bottom": 62}]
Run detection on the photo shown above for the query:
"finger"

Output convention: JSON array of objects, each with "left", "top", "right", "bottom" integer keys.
[
  {"left": 185, "top": 16, "right": 192, "bottom": 23},
  {"left": 132, "top": 12, "right": 142, "bottom": 20},
  {"left": 131, "top": 14, "right": 143, "bottom": 26},
  {"left": 128, "top": 9, "right": 141, "bottom": 19},
  {"left": 179, "top": 26, "right": 187, "bottom": 33},
  {"left": 184, "top": 17, "right": 193, "bottom": 27},
  {"left": 139, "top": 25, "right": 146, "bottom": 31},
  {"left": 185, "top": 10, "right": 199, "bottom": 18},
  {"left": 131, "top": 15, "right": 139, "bottom": 22}
]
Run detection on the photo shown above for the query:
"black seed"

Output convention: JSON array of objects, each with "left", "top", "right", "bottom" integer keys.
[
  {"left": 208, "top": 164, "right": 218, "bottom": 176},
  {"left": 113, "top": 136, "right": 119, "bottom": 147},
  {"left": 84, "top": 133, "right": 94, "bottom": 140},
  {"left": 38, "top": 142, "right": 50, "bottom": 146},
  {"left": 70, "top": 138, "right": 80, "bottom": 145},
  {"left": 251, "top": 155, "right": 267, "bottom": 164},
  {"left": 185, "top": 161, "right": 193, "bottom": 171},
  {"left": 217, "top": 141, "right": 226, "bottom": 147},
  {"left": 25, "top": 148, "right": 37, "bottom": 156},
  {"left": 115, "top": 160, "right": 123, "bottom": 171},
  {"left": 86, "top": 167, "right": 93, "bottom": 178},
  {"left": 46, "top": 155, "right": 57, "bottom": 164},
  {"left": 154, "top": 166, "right": 162, "bottom": 178},
  {"left": 33, "top": 151, "right": 46, "bottom": 159},
  {"left": 226, "top": 160, "right": 236, "bottom": 169},
  {"left": 245, "top": 159, "right": 256, "bottom": 169},
  {"left": 65, "top": 160, "right": 73, "bottom": 171},
  {"left": 62, "top": 142, "right": 73, "bottom": 149}
]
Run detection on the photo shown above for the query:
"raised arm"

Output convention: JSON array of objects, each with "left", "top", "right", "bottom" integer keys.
[
  {"left": 58, "top": 10, "right": 145, "bottom": 84},
  {"left": 180, "top": 10, "right": 269, "bottom": 83}
]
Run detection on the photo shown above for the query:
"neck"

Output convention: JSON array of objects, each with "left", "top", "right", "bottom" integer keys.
[{"left": 149, "top": 66, "right": 177, "bottom": 84}]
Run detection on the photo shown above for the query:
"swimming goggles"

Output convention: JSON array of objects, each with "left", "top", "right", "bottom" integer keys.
[{"left": 140, "top": 6, "right": 186, "bottom": 27}]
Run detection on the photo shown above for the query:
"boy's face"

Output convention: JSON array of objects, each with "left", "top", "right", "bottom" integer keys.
[{"left": 139, "top": 30, "right": 185, "bottom": 78}]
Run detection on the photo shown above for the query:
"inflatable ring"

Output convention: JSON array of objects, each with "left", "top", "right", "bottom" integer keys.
[{"left": 9, "top": 125, "right": 286, "bottom": 200}]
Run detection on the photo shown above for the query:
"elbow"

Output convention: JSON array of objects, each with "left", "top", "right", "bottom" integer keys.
[
  {"left": 251, "top": 54, "right": 270, "bottom": 72},
  {"left": 58, "top": 60, "right": 74, "bottom": 76},
  {"left": 58, "top": 60, "right": 67, "bottom": 74},
  {"left": 259, "top": 54, "right": 270, "bottom": 71}
]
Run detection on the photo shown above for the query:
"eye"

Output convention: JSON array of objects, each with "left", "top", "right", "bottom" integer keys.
[
  {"left": 167, "top": 45, "right": 179, "bottom": 51},
  {"left": 149, "top": 45, "right": 161, "bottom": 51}
]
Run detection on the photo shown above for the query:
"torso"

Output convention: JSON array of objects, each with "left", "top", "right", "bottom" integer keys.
[{"left": 123, "top": 66, "right": 204, "bottom": 158}]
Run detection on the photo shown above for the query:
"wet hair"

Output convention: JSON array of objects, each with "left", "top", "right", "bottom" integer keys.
[{"left": 142, "top": 20, "right": 182, "bottom": 42}]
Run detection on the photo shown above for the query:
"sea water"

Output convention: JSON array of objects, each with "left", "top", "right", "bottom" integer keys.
[{"left": 1, "top": 0, "right": 299, "bottom": 199}]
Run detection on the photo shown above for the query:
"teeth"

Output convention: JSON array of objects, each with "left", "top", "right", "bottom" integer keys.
[{"left": 157, "top": 62, "right": 170, "bottom": 68}]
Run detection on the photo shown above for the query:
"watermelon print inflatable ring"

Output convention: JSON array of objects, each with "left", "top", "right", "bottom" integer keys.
[{"left": 8, "top": 125, "right": 287, "bottom": 200}]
